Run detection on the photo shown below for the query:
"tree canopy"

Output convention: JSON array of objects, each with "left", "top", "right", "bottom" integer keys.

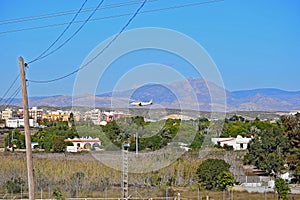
[
  {"left": 197, "top": 158, "right": 233, "bottom": 190},
  {"left": 244, "top": 127, "right": 289, "bottom": 175},
  {"left": 275, "top": 178, "right": 290, "bottom": 200},
  {"left": 281, "top": 114, "right": 300, "bottom": 176},
  {"left": 5, "top": 130, "right": 25, "bottom": 149},
  {"left": 32, "top": 121, "right": 78, "bottom": 152}
]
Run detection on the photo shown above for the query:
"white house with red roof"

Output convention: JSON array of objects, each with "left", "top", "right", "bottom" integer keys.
[
  {"left": 211, "top": 135, "right": 252, "bottom": 150},
  {"left": 64, "top": 136, "right": 101, "bottom": 152}
]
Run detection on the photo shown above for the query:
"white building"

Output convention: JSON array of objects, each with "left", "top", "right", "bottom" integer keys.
[
  {"left": 6, "top": 118, "right": 35, "bottom": 128},
  {"left": 64, "top": 136, "right": 102, "bottom": 152},
  {"left": 6, "top": 118, "right": 18, "bottom": 128},
  {"left": 211, "top": 135, "right": 252, "bottom": 150},
  {"left": 289, "top": 110, "right": 300, "bottom": 116},
  {"left": 29, "top": 107, "right": 43, "bottom": 121}
]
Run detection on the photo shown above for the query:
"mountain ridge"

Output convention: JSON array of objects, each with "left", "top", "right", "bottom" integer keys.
[{"left": 3, "top": 78, "right": 300, "bottom": 111}]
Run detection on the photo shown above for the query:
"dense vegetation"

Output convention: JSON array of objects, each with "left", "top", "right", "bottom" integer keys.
[
  {"left": 243, "top": 114, "right": 300, "bottom": 181},
  {"left": 2, "top": 112, "right": 300, "bottom": 198},
  {"left": 5, "top": 113, "right": 300, "bottom": 179},
  {"left": 196, "top": 159, "right": 234, "bottom": 191},
  {"left": 275, "top": 177, "right": 290, "bottom": 200},
  {"left": 31, "top": 121, "right": 78, "bottom": 152},
  {"left": 68, "top": 117, "right": 205, "bottom": 151},
  {"left": 5, "top": 130, "right": 25, "bottom": 149}
]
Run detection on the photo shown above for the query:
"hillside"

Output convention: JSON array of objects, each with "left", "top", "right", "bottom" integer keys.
[{"left": 3, "top": 78, "right": 300, "bottom": 111}]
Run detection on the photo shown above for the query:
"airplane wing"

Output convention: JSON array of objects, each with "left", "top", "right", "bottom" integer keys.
[{"left": 131, "top": 99, "right": 152, "bottom": 106}]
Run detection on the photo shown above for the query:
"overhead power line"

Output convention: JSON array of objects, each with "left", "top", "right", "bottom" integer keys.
[
  {"left": 0, "top": 74, "right": 19, "bottom": 104},
  {"left": 27, "top": 0, "right": 89, "bottom": 64},
  {"left": 0, "top": 0, "right": 224, "bottom": 35},
  {"left": 27, "top": 0, "right": 105, "bottom": 64},
  {"left": 0, "top": 0, "right": 158, "bottom": 26},
  {"left": 2, "top": 85, "right": 21, "bottom": 109},
  {"left": 27, "top": 0, "right": 223, "bottom": 84},
  {"left": 28, "top": 0, "right": 148, "bottom": 84}
]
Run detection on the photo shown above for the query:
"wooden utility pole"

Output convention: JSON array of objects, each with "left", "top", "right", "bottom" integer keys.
[{"left": 19, "top": 56, "right": 35, "bottom": 200}]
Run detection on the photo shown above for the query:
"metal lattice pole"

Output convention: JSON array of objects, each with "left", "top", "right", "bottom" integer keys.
[{"left": 122, "top": 143, "right": 129, "bottom": 199}]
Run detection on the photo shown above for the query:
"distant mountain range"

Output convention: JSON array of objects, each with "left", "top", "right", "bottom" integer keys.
[{"left": 3, "top": 78, "right": 300, "bottom": 111}]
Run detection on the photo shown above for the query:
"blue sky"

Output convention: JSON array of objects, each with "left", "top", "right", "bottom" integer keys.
[{"left": 0, "top": 0, "right": 300, "bottom": 98}]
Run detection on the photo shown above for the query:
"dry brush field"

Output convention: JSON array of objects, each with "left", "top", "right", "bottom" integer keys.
[{"left": 0, "top": 152, "right": 299, "bottom": 199}]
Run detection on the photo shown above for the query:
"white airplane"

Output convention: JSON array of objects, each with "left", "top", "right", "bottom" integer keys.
[{"left": 130, "top": 99, "right": 153, "bottom": 106}]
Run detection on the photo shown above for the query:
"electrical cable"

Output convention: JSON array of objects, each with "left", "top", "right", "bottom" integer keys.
[
  {"left": 27, "top": 0, "right": 106, "bottom": 64},
  {"left": 0, "top": 0, "right": 223, "bottom": 35},
  {"left": 2, "top": 85, "right": 21, "bottom": 109},
  {"left": 28, "top": 0, "right": 148, "bottom": 84},
  {"left": 0, "top": 0, "right": 158, "bottom": 26},
  {"left": 1, "top": 0, "right": 223, "bottom": 106},
  {"left": 27, "top": 0, "right": 89, "bottom": 64},
  {"left": 0, "top": 74, "right": 19, "bottom": 104},
  {"left": 27, "top": 0, "right": 223, "bottom": 83}
]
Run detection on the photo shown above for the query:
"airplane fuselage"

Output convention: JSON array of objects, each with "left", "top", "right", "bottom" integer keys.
[{"left": 130, "top": 99, "right": 153, "bottom": 106}]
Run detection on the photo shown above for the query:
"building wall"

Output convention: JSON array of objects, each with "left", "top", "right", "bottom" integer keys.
[
  {"left": 29, "top": 107, "right": 43, "bottom": 122},
  {"left": 211, "top": 135, "right": 252, "bottom": 150},
  {"left": 65, "top": 137, "right": 101, "bottom": 152},
  {"left": 1, "top": 109, "right": 17, "bottom": 121},
  {"left": 6, "top": 118, "right": 35, "bottom": 128},
  {"left": 42, "top": 113, "right": 69, "bottom": 121}
]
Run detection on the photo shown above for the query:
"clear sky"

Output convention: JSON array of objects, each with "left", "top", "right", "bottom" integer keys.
[{"left": 0, "top": 0, "right": 300, "bottom": 98}]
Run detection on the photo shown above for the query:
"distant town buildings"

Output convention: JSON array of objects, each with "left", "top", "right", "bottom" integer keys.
[
  {"left": 84, "top": 109, "right": 130, "bottom": 125},
  {"left": 1, "top": 107, "right": 70, "bottom": 128},
  {"left": 1, "top": 108, "right": 17, "bottom": 121},
  {"left": 6, "top": 118, "right": 36, "bottom": 128},
  {"left": 42, "top": 110, "right": 70, "bottom": 121},
  {"left": 0, "top": 107, "right": 133, "bottom": 128},
  {"left": 163, "top": 114, "right": 196, "bottom": 121},
  {"left": 29, "top": 107, "right": 43, "bottom": 121}
]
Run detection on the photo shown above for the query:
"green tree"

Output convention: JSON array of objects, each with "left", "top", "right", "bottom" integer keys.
[
  {"left": 41, "top": 133, "right": 53, "bottom": 151},
  {"left": 244, "top": 127, "right": 289, "bottom": 175},
  {"left": 275, "top": 178, "right": 290, "bottom": 200},
  {"left": 218, "top": 171, "right": 235, "bottom": 190},
  {"left": 222, "top": 121, "right": 249, "bottom": 137},
  {"left": 196, "top": 159, "right": 231, "bottom": 190},
  {"left": 190, "top": 133, "right": 204, "bottom": 150},
  {"left": 53, "top": 188, "right": 65, "bottom": 200},
  {"left": 52, "top": 136, "right": 66, "bottom": 152},
  {"left": 5, "top": 130, "right": 25, "bottom": 149},
  {"left": 101, "top": 120, "right": 124, "bottom": 146},
  {"left": 132, "top": 116, "right": 145, "bottom": 127},
  {"left": 251, "top": 119, "right": 277, "bottom": 131},
  {"left": 32, "top": 121, "right": 78, "bottom": 151},
  {"left": 281, "top": 115, "right": 300, "bottom": 175}
]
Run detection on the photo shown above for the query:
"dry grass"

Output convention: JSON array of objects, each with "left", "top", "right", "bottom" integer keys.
[{"left": 0, "top": 152, "right": 299, "bottom": 200}]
